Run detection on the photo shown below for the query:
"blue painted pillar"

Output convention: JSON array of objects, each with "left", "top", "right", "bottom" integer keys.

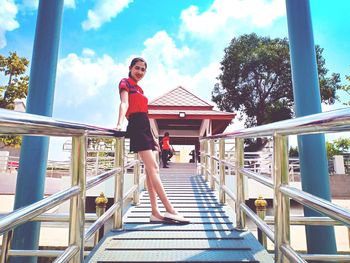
[
  {"left": 285, "top": 0, "right": 337, "bottom": 258},
  {"left": 11, "top": 0, "right": 64, "bottom": 262}
]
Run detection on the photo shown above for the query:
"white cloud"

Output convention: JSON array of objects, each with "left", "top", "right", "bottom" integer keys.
[
  {"left": 186, "top": 62, "right": 221, "bottom": 102},
  {"left": 136, "top": 31, "right": 196, "bottom": 99},
  {"left": 21, "top": 0, "right": 38, "bottom": 10},
  {"left": 0, "top": 0, "right": 19, "bottom": 48},
  {"left": 82, "top": 0, "right": 133, "bottom": 30},
  {"left": 64, "top": 0, "right": 76, "bottom": 9},
  {"left": 142, "top": 31, "right": 191, "bottom": 69},
  {"left": 56, "top": 51, "right": 126, "bottom": 107},
  {"left": 54, "top": 1, "right": 288, "bottom": 130},
  {"left": 179, "top": 0, "right": 285, "bottom": 39},
  {"left": 21, "top": 0, "right": 76, "bottom": 10},
  {"left": 82, "top": 48, "right": 95, "bottom": 57},
  {"left": 54, "top": 30, "right": 219, "bottom": 127}
]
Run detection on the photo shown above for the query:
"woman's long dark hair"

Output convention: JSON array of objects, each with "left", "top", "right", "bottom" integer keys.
[{"left": 128, "top": 57, "right": 147, "bottom": 77}]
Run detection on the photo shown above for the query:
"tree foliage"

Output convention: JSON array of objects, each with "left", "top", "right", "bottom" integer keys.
[
  {"left": 289, "top": 146, "right": 299, "bottom": 157},
  {"left": 87, "top": 138, "right": 115, "bottom": 157},
  {"left": 0, "top": 52, "right": 29, "bottom": 109},
  {"left": 212, "top": 33, "right": 342, "bottom": 150},
  {"left": 341, "top": 74, "right": 350, "bottom": 106},
  {"left": 288, "top": 138, "right": 350, "bottom": 160},
  {"left": 0, "top": 52, "right": 29, "bottom": 148}
]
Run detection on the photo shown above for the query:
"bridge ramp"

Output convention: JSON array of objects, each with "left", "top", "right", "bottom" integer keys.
[{"left": 85, "top": 163, "right": 273, "bottom": 262}]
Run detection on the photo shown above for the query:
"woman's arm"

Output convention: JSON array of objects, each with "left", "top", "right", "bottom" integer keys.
[{"left": 116, "top": 90, "right": 128, "bottom": 130}]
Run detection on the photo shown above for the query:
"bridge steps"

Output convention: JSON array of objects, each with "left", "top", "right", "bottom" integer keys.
[{"left": 85, "top": 166, "right": 273, "bottom": 262}]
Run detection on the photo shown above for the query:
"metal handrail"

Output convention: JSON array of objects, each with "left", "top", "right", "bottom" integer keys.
[
  {"left": 7, "top": 250, "right": 90, "bottom": 257},
  {"left": 53, "top": 245, "right": 79, "bottom": 263},
  {"left": 0, "top": 186, "right": 80, "bottom": 235},
  {"left": 86, "top": 168, "right": 121, "bottom": 189},
  {"left": 84, "top": 202, "right": 120, "bottom": 242},
  {"left": 240, "top": 167, "right": 273, "bottom": 188},
  {"left": 204, "top": 107, "right": 350, "bottom": 139},
  {"left": 200, "top": 107, "right": 350, "bottom": 262},
  {"left": 280, "top": 185, "right": 350, "bottom": 227},
  {"left": 240, "top": 203, "right": 274, "bottom": 241},
  {"left": 0, "top": 213, "right": 98, "bottom": 223},
  {"left": 0, "top": 108, "right": 144, "bottom": 263},
  {"left": 0, "top": 108, "right": 124, "bottom": 137},
  {"left": 265, "top": 215, "right": 342, "bottom": 226}
]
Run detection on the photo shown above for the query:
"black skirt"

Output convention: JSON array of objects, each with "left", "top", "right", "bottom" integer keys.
[{"left": 126, "top": 112, "right": 157, "bottom": 153}]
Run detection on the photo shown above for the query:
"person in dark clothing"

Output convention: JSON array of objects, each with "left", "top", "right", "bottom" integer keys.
[
  {"left": 189, "top": 149, "right": 195, "bottom": 163},
  {"left": 167, "top": 145, "right": 174, "bottom": 162},
  {"left": 161, "top": 132, "right": 171, "bottom": 168}
]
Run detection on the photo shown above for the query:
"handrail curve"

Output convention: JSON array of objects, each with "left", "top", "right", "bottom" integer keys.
[
  {"left": 204, "top": 107, "right": 350, "bottom": 139},
  {"left": 0, "top": 186, "right": 80, "bottom": 235},
  {"left": 200, "top": 107, "right": 350, "bottom": 262},
  {"left": 0, "top": 108, "right": 143, "bottom": 263},
  {"left": 0, "top": 108, "right": 125, "bottom": 137}
]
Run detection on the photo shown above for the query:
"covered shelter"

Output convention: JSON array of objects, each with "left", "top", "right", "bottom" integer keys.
[{"left": 148, "top": 86, "right": 236, "bottom": 150}]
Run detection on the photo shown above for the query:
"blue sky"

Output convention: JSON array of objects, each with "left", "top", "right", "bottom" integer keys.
[{"left": 1, "top": 0, "right": 350, "bottom": 159}]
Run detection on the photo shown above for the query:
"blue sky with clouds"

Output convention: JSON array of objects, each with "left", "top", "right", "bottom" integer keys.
[{"left": 1, "top": 0, "right": 350, "bottom": 159}]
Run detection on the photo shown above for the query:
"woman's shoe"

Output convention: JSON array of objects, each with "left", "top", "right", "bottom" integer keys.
[
  {"left": 164, "top": 212, "right": 190, "bottom": 224},
  {"left": 150, "top": 214, "right": 164, "bottom": 223}
]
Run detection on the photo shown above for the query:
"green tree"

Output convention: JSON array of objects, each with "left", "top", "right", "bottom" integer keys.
[
  {"left": 289, "top": 146, "right": 299, "bottom": 157},
  {"left": 333, "top": 137, "right": 350, "bottom": 153},
  {"left": 326, "top": 138, "right": 350, "bottom": 159},
  {"left": 87, "top": 137, "right": 115, "bottom": 157},
  {"left": 0, "top": 52, "right": 29, "bottom": 109},
  {"left": 326, "top": 142, "right": 340, "bottom": 160},
  {"left": 341, "top": 74, "right": 350, "bottom": 106},
  {"left": 212, "top": 33, "right": 341, "bottom": 150},
  {"left": 0, "top": 52, "right": 29, "bottom": 148}
]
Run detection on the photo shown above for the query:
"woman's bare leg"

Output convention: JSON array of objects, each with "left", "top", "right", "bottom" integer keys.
[
  {"left": 145, "top": 169, "right": 163, "bottom": 218},
  {"left": 138, "top": 150, "right": 176, "bottom": 214}
]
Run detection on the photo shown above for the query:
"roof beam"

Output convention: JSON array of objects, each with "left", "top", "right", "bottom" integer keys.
[{"left": 199, "top": 119, "right": 210, "bottom": 137}]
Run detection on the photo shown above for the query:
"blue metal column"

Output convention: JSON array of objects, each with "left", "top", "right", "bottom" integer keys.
[
  {"left": 11, "top": 1, "right": 64, "bottom": 262},
  {"left": 285, "top": 0, "right": 337, "bottom": 258}
]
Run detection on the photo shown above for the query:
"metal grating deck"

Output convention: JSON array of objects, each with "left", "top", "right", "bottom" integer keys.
[{"left": 85, "top": 164, "right": 273, "bottom": 262}]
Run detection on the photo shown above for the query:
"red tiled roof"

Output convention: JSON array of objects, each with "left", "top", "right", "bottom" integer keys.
[
  {"left": 149, "top": 109, "right": 235, "bottom": 118},
  {"left": 149, "top": 86, "right": 212, "bottom": 107}
]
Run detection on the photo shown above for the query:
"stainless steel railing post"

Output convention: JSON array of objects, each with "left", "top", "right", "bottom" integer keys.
[
  {"left": 255, "top": 196, "right": 268, "bottom": 249},
  {"left": 200, "top": 141, "right": 204, "bottom": 175},
  {"left": 273, "top": 134, "right": 290, "bottom": 263},
  {"left": 113, "top": 137, "right": 124, "bottom": 229},
  {"left": 0, "top": 230, "right": 13, "bottom": 263},
  {"left": 204, "top": 140, "right": 209, "bottom": 182},
  {"left": 69, "top": 134, "right": 87, "bottom": 263},
  {"left": 219, "top": 139, "right": 226, "bottom": 204},
  {"left": 235, "top": 137, "right": 246, "bottom": 230},
  {"left": 210, "top": 139, "right": 215, "bottom": 190},
  {"left": 348, "top": 228, "right": 350, "bottom": 251},
  {"left": 133, "top": 153, "right": 140, "bottom": 205},
  {"left": 94, "top": 192, "right": 108, "bottom": 245}
]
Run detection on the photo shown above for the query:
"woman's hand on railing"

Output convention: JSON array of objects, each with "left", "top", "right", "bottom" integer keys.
[{"left": 116, "top": 124, "right": 122, "bottom": 131}]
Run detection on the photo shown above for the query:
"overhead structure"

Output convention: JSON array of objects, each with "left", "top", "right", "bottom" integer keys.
[
  {"left": 148, "top": 86, "right": 236, "bottom": 145},
  {"left": 285, "top": 0, "right": 336, "bottom": 255}
]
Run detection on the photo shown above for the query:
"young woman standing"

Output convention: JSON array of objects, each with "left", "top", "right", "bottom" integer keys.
[{"left": 116, "top": 57, "right": 189, "bottom": 224}]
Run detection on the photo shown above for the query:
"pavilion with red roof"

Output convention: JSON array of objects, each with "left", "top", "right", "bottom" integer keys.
[{"left": 148, "top": 86, "right": 236, "bottom": 148}]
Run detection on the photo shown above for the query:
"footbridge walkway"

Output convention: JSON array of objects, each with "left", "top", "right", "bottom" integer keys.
[
  {"left": 86, "top": 163, "right": 272, "bottom": 262},
  {"left": 1, "top": 108, "right": 350, "bottom": 262}
]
